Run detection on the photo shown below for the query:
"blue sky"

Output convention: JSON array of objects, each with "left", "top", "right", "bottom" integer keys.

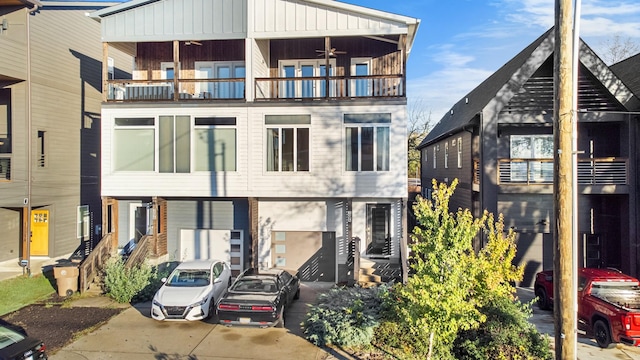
[{"left": 345, "top": 0, "right": 640, "bottom": 121}]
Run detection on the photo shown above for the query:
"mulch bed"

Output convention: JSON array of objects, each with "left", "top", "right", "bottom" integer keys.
[{"left": 0, "top": 294, "right": 126, "bottom": 353}]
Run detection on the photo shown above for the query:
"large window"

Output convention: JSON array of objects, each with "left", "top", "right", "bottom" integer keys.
[
  {"left": 279, "top": 60, "right": 335, "bottom": 98},
  {"left": 457, "top": 137, "right": 463, "bottom": 168},
  {"left": 195, "top": 61, "right": 245, "bottom": 99},
  {"left": 114, "top": 118, "right": 155, "bottom": 171},
  {"left": 266, "top": 115, "right": 310, "bottom": 172},
  {"left": 194, "top": 117, "right": 237, "bottom": 171},
  {"left": 344, "top": 113, "right": 390, "bottom": 172},
  {"left": 350, "top": 58, "right": 372, "bottom": 97},
  {"left": 510, "top": 135, "right": 553, "bottom": 182},
  {"left": 159, "top": 116, "right": 191, "bottom": 173}
]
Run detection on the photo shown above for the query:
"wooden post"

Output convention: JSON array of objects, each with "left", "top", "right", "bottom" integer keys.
[
  {"left": 102, "top": 42, "right": 108, "bottom": 102},
  {"left": 553, "top": 0, "right": 576, "bottom": 358},
  {"left": 173, "top": 40, "right": 179, "bottom": 100},
  {"left": 325, "top": 37, "right": 330, "bottom": 99}
]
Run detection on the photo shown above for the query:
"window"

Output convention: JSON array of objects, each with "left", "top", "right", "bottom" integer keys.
[
  {"left": 350, "top": 58, "right": 372, "bottom": 97},
  {"left": 159, "top": 116, "right": 190, "bottom": 173},
  {"left": 194, "top": 117, "right": 237, "bottom": 171},
  {"left": 433, "top": 147, "right": 436, "bottom": 169},
  {"left": 344, "top": 113, "right": 390, "bottom": 172},
  {"left": 279, "top": 60, "right": 335, "bottom": 98},
  {"left": 457, "top": 137, "right": 462, "bottom": 168},
  {"left": 195, "top": 61, "right": 245, "bottom": 99},
  {"left": 113, "top": 118, "right": 155, "bottom": 171},
  {"left": 444, "top": 142, "right": 449, "bottom": 169},
  {"left": 510, "top": 135, "right": 553, "bottom": 182},
  {"left": 37, "top": 130, "right": 45, "bottom": 168},
  {"left": 107, "top": 57, "right": 114, "bottom": 80},
  {"left": 77, "top": 205, "right": 90, "bottom": 239},
  {"left": 161, "top": 62, "right": 177, "bottom": 80},
  {"left": 266, "top": 115, "right": 310, "bottom": 172}
]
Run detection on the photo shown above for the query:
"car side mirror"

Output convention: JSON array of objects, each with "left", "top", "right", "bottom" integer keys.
[{"left": 161, "top": 277, "right": 167, "bottom": 283}]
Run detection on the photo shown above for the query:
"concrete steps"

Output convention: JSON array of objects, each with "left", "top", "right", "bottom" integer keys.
[{"left": 358, "top": 258, "right": 402, "bottom": 287}]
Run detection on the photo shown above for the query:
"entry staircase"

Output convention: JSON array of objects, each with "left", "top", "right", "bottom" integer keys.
[{"left": 358, "top": 258, "right": 402, "bottom": 287}]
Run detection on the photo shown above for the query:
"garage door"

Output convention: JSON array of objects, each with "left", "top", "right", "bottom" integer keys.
[
  {"left": 271, "top": 231, "right": 335, "bottom": 282},
  {"left": 180, "top": 229, "right": 244, "bottom": 275}
]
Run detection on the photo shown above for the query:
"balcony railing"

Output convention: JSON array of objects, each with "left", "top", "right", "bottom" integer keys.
[
  {"left": 254, "top": 74, "right": 404, "bottom": 100},
  {"left": 498, "top": 158, "right": 628, "bottom": 185},
  {"left": 106, "top": 78, "right": 245, "bottom": 101}
]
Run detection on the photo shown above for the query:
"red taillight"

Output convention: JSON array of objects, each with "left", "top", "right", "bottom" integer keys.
[
  {"left": 218, "top": 304, "right": 240, "bottom": 311},
  {"left": 623, "top": 315, "right": 632, "bottom": 330},
  {"left": 36, "top": 343, "right": 46, "bottom": 353},
  {"left": 251, "top": 305, "right": 274, "bottom": 311}
]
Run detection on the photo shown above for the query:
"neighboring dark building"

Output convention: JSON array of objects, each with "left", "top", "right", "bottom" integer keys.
[{"left": 418, "top": 28, "right": 640, "bottom": 286}]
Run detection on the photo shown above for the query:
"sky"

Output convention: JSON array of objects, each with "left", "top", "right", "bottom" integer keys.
[{"left": 344, "top": 0, "right": 640, "bottom": 123}]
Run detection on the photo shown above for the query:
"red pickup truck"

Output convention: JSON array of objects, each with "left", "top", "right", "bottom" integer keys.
[{"left": 534, "top": 267, "right": 640, "bottom": 348}]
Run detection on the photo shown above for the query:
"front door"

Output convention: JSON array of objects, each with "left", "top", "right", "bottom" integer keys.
[
  {"left": 30, "top": 209, "right": 49, "bottom": 256},
  {"left": 366, "top": 204, "right": 391, "bottom": 257}
]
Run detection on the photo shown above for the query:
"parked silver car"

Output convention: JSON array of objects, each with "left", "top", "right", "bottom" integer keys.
[{"left": 151, "top": 259, "right": 231, "bottom": 321}]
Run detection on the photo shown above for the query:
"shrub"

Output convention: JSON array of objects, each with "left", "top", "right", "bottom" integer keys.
[
  {"left": 453, "top": 296, "right": 552, "bottom": 360},
  {"left": 132, "top": 261, "right": 178, "bottom": 303},
  {"left": 303, "top": 285, "right": 387, "bottom": 347},
  {"left": 103, "top": 257, "right": 154, "bottom": 303}
]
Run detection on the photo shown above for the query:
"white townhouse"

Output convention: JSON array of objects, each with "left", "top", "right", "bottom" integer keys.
[{"left": 90, "top": 0, "right": 420, "bottom": 283}]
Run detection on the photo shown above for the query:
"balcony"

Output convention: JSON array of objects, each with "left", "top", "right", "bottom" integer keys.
[
  {"left": 254, "top": 74, "right": 403, "bottom": 101},
  {"left": 106, "top": 78, "right": 245, "bottom": 102},
  {"left": 498, "top": 158, "right": 628, "bottom": 185}
]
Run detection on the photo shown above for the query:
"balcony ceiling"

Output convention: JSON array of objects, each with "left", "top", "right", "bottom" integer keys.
[{"left": 0, "top": 0, "right": 40, "bottom": 7}]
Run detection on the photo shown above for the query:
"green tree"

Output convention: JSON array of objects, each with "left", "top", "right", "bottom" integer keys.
[
  {"left": 407, "top": 99, "right": 432, "bottom": 179},
  {"left": 387, "top": 179, "right": 523, "bottom": 359}
]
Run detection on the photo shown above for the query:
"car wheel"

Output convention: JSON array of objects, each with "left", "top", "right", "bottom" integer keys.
[
  {"left": 594, "top": 320, "right": 614, "bottom": 349},
  {"left": 276, "top": 307, "right": 285, "bottom": 328},
  {"left": 205, "top": 298, "right": 215, "bottom": 320},
  {"left": 293, "top": 287, "right": 300, "bottom": 300},
  {"left": 535, "top": 287, "right": 551, "bottom": 310}
]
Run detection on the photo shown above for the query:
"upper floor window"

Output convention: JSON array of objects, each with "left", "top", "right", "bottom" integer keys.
[
  {"left": 194, "top": 117, "right": 237, "bottom": 172},
  {"left": 113, "top": 118, "right": 155, "bottom": 171},
  {"left": 350, "top": 58, "right": 372, "bottom": 97},
  {"left": 457, "top": 137, "right": 462, "bottom": 169},
  {"left": 195, "top": 61, "right": 245, "bottom": 99},
  {"left": 37, "top": 130, "right": 46, "bottom": 168},
  {"left": 509, "top": 135, "right": 553, "bottom": 182},
  {"left": 159, "top": 116, "right": 191, "bottom": 173},
  {"left": 433, "top": 147, "right": 436, "bottom": 169},
  {"left": 344, "top": 113, "right": 390, "bottom": 172},
  {"left": 444, "top": 142, "right": 449, "bottom": 169},
  {"left": 161, "top": 62, "right": 178, "bottom": 80},
  {"left": 279, "top": 60, "right": 335, "bottom": 98},
  {"left": 266, "top": 115, "right": 310, "bottom": 172}
]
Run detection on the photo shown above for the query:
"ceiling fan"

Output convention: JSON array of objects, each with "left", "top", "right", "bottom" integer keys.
[{"left": 316, "top": 47, "right": 347, "bottom": 57}]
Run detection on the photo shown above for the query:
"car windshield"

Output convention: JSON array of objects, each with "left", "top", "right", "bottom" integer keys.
[
  {"left": 166, "top": 269, "right": 211, "bottom": 287},
  {"left": 230, "top": 278, "right": 278, "bottom": 293},
  {"left": 0, "top": 326, "right": 25, "bottom": 350}
]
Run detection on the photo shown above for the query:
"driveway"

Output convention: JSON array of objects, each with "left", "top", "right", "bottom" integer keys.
[
  {"left": 51, "top": 282, "right": 339, "bottom": 360},
  {"left": 517, "top": 287, "right": 640, "bottom": 360}
]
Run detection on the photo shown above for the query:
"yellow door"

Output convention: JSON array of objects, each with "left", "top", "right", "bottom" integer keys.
[{"left": 30, "top": 210, "right": 49, "bottom": 256}]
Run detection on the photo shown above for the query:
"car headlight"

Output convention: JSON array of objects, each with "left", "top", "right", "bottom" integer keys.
[{"left": 190, "top": 297, "right": 208, "bottom": 307}]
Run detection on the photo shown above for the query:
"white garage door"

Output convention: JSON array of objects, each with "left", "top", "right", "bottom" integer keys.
[{"left": 180, "top": 229, "right": 243, "bottom": 274}]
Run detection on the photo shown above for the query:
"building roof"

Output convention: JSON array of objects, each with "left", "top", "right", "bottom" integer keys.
[
  {"left": 610, "top": 53, "right": 640, "bottom": 97},
  {"left": 418, "top": 28, "right": 639, "bottom": 149},
  {"left": 89, "top": 0, "right": 420, "bottom": 55}
]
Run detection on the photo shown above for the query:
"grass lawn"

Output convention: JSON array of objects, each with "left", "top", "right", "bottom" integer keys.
[{"left": 0, "top": 273, "right": 56, "bottom": 316}]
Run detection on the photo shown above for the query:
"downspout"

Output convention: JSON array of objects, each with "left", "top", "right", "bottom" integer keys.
[
  {"left": 477, "top": 111, "right": 485, "bottom": 247},
  {"left": 25, "top": 3, "right": 40, "bottom": 276}
]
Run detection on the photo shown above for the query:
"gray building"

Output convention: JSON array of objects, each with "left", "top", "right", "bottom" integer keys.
[
  {"left": 418, "top": 28, "right": 640, "bottom": 286},
  {"left": 0, "top": 0, "right": 129, "bottom": 266}
]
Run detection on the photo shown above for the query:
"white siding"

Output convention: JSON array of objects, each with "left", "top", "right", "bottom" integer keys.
[
  {"left": 102, "top": 103, "right": 408, "bottom": 199},
  {"left": 251, "top": 0, "right": 409, "bottom": 38},
  {"left": 101, "top": 0, "right": 247, "bottom": 42}
]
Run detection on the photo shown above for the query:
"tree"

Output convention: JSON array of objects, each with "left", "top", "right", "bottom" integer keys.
[
  {"left": 600, "top": 34, "right": 640, "bottom": 65},
  {"left": 386, "top": 179, "right": 523, "bottom": 359},
  {"left": 407, "top": 98, "right": 433, "bottom": 179}
]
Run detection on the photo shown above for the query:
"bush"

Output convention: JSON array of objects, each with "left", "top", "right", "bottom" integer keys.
[
  {"left": 452, "top": 296, "right": 552, "bottom": 360},
  {"left": 303, "top": 285, "right": 387, "bottom": 347},
  {"left": 103, "top": 257, "right": 154, "bottom": 303},
  {"left": 132, "top": 261, "right": 178, "bottom": 303}
]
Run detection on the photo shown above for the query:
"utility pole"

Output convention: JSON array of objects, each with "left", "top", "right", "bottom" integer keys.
[{"left": 553, "top": 0, "right": 576, "bottom": 358}]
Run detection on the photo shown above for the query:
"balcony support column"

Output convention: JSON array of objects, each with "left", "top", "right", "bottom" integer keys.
[
  {"left": 400, "top": 34, "right": 407, "bottom": 96},
  {"left": 102, "top": 42, "right": 109, "bottom": 102},
  {"left": 173, "top": 40, "right": 179, "bottom": 101}
]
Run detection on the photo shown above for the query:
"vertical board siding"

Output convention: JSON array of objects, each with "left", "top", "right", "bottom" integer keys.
[
  {"left": 0, "top": 9, "right": 27, "bottom": 80},
  {"left": 102, "top": 0, "right": 247, "bottom": 42}
]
